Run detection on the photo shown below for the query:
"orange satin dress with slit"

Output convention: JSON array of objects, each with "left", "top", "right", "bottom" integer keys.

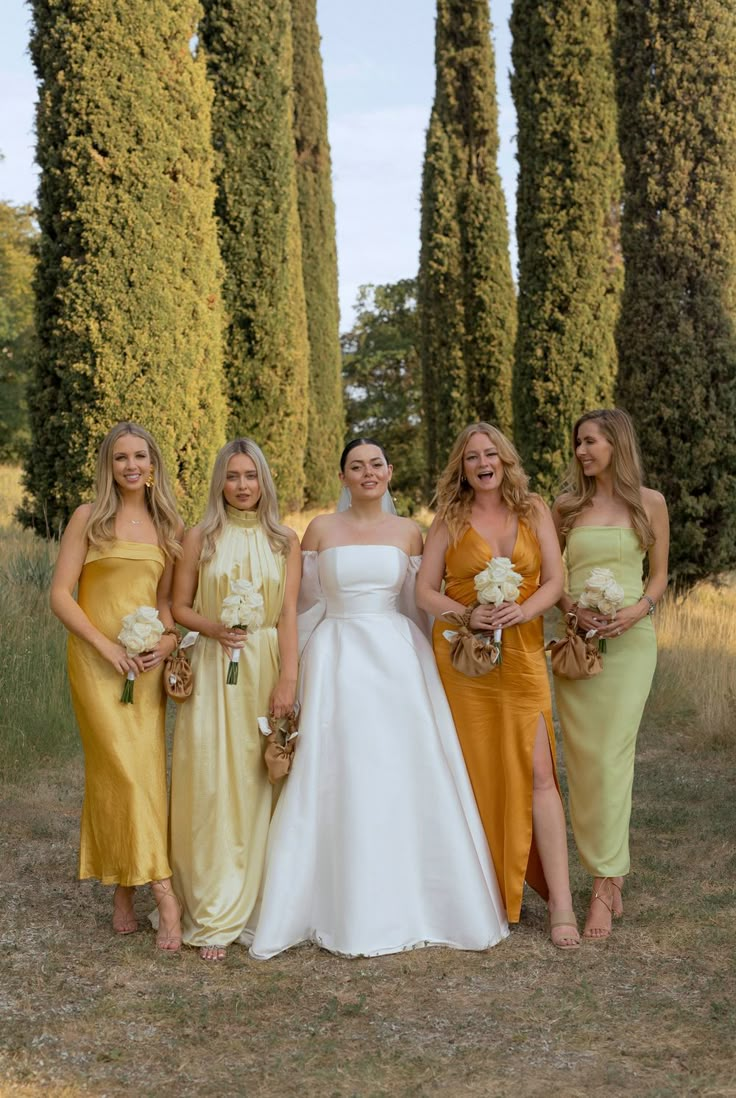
[{"left": 432, "top": 521, "right": 557, "bottom": 922}]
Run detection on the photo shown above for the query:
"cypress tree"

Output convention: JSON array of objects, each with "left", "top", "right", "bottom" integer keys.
[
  {"left": 23, "top": 0, "right": 225, "bottom": 530},
  {"left": 615, "top": 1, "right": 736, "bottom": 582},
  {"left": 202, "top": 0, "right": 310, "bottom": 511},
  {"left": 511, "top": 0, "right": 622, "bottom": 499},
  {"left": 0, "top": 202, "right": 36, "bottom": 462},
  {"left": 419, "top": 0, "right": 516, "bottom": 482},
  {"left": 291, "top": 0, "right": 344, "bottom": 506}
]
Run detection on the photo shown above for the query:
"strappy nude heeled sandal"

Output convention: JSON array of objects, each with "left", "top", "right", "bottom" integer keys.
[
  {"left": 152, "top": 880, "right": 183, "bottom": 952},
  {"left": 583, "top": 877, "right": 617, "bottom": 940},
  {"left": 112, "top": 885, "right": 138, "bottom": 935},
  {"left": 549, "top": 910, "right": 581, "bottom": 950}
]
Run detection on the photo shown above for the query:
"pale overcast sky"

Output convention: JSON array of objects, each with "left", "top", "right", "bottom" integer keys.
[{"left": 0, "top": 0, "right": 516, "bottom": 325}]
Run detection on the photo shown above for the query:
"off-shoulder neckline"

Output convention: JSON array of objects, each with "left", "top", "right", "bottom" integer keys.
[{"left": 303, "top": 544, "right": 412, "bottom": 559}]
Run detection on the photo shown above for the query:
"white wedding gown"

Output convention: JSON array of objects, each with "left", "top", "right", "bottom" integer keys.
[{"left": 249, "top": 546, "right": 509, "bottom": 959}]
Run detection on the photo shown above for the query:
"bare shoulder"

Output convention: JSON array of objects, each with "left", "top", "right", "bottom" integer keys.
[
  {"left": 393, "top": 515, "right": 423, "bottom": 555},
  {"left": 301, "top": 512, "right": 337, "bottom": 551},
  {"left": 60, "top": 503, "right": 93, "bottom": 542},
  {"left": 69, "top": 502, "right": 93, "bottom": 526},
  {"left": 642, "top": 486, "right": 667, "bottom": 513},
  {"left": 529, "top": 493, "right": 552, "bottom": 518},
  {"left": 181, "top": 523, "right": 205, "bottom": 551}
]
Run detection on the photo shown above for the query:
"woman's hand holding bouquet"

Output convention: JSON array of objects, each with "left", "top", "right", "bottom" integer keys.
[
  {"left": 220, "top": 578, "right": 265, "bottom": 684},
  {"left": 117, "top": 606, "right": 165, "bottom": 703}
]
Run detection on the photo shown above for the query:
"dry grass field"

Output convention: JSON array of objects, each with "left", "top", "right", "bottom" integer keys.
[{"left": 1, "top": 465, "right": 735, "bottom": 1097}]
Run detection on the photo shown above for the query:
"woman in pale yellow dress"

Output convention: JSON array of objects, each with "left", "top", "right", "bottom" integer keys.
[
  {"left": 50, "top": 422, "right": 183, "bottom": 949},
  {"left": 553, "top": 409, "right": 669, "bottom": 939},
  {"left": 169, "top": 439, "right": 300, "bottom": 962},
  {"left": 418, "top": 423, "right": 580, "bottom": 949}
]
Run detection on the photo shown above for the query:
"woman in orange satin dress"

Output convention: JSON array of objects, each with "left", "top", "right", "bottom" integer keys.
[{"left": 417, "top": 423, "right": 579, "bottom": 948}]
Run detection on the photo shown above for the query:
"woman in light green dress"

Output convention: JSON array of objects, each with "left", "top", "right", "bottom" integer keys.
[
  {"left": 169, "top": 439, "right": 300, "bottom": 962},
  {"left": 553, "top": 409, "right": 669, "bottom": 940}
]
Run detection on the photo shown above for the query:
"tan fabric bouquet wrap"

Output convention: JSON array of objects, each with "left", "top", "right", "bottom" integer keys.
[
  {"left": 546, "top": 612, "right": 603, "bottom": 680},
  {"left": 441, "top": 607, "right": 500, "bottom": 678},
  {"left": 258, "top": 705, "right": 300, "bottom": 784}
]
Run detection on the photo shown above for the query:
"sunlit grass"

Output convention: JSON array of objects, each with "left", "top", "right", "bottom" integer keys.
[
  {"left": 0, "top": 463, "right": 23, "bottom": 526},
  {"left": 0, "top": 526, "right": 78, "bottom": 781},
  {"left": 645, "top": 575, "right": 736, "bottom": 749}
]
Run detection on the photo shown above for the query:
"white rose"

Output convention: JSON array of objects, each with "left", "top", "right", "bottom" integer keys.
[
  {"left": 486, "top": 557, "right": 514, "bottom": 583},
  {"left": 583, "top": 567, "right": 616, "bottom": 597},
  {"left": 135, "top": 606, "right": 160, "bottom": 623},
  {"left": 501, "top": 578, "right": 522, "bottom": 602},
  {"left": 474, "top": 575, "right": 503, "bottom": 605},
  {"left": 602, "top": 580, "right": 625, "bottom": 608}
]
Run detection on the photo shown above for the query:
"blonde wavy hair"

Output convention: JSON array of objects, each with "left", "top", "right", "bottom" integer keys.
[
  {"left": 86, "top": 422, "right": 181, "bottom": 559},
  {"left": 435, "top": 423, "right": 537, "bottom": 544},
  {"left": 199, "top": 439, "right": 291, "bottom": 563},
  {"left": 555, "top": 408, "right": 654, "bottom": 550}
]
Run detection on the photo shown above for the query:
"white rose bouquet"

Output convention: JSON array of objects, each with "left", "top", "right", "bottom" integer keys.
[
  {"left": 473, "top": 556, "right": 523, "bottom": 665},
  {"left": 220, "top": 578, "right": 264, "bottom": 684},
  {"left": 117, "top": 606, "right": 165, "bottom": 703},
  {"left": 577, "top": 567, "right": 625, "bottom": 652}
]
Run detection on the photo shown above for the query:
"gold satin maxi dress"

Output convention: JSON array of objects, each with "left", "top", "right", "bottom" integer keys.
[
  {"left": 169, "top": 507, "right": 286, "bottom": 949},
  {"left": 432, "top": 522, "right": 558, "bottom": 923},
  {"left": 67, "top": 540, "right": 172, "bottom": 886}
]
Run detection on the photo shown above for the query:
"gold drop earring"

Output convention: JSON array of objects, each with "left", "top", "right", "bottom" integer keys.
[{"left": 146, "top": 471, "right": 155, "bottom": 489}]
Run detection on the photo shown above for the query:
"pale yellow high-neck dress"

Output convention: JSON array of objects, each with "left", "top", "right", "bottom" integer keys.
[
  {"left": 169, "top": 507, "right": 286, "bottom": 949},
  {"left": 555, "top": 527, "right": 657, "bottom": 877},
  {"left": 68, "top": 540, "right": 171, "bottom": 886}
]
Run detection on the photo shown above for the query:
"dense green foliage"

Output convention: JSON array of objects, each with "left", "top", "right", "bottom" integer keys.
[
  {"left": 615, "top": 0, "right": 736, "bottom": 582},
  {"left": 23, "top": 0, "right": 225, "bottom": 530},
  {"left": 342, "top": 281, "right": 424, "bottom": 511},
  {"left": 202, "top": 0, "right": 310, "bottom": 511},
  {"left": 419, "top": 0, "right": 516, "bottom": 484},
  {"left": 291, "top": 0, "right": 343, "bottom": 506},
  {"left": 0, "top": 202, "right": 36, "bottom": 462},
  {"left": 511, "top": 0, "right": 622, "bottom": 498}
]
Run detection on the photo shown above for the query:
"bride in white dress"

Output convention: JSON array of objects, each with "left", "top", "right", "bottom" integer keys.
[{"left": 249, "top": 440, "right": 508, "bottom": 958}]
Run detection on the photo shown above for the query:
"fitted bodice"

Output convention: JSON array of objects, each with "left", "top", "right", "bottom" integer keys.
[
  {"left": 319, "top": 545, "right": 408, "bottom": 618},
  {"left": 565, "top": 526, "right": 646, "bottom": 606}
]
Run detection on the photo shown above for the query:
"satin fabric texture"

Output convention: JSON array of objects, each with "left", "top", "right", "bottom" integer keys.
[
  {"left": 67, "top": 541, "right": 171, "bottom": 886},
  {"left": 555, "top": 527, "right": 657, "bottom": 877},
  {"left": 250, "top": 546, "right": 509, "bottom": 959},
  {"left": 169, "top": 507, "right": 285, "bottom": 948},
  {"left": 432, "top": 522, "right": 558, "bottom": 923}
]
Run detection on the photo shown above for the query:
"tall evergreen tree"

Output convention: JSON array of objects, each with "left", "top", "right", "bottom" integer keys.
[
  {"left": 0, "top": 202, "right": 36, "bottom": 462},
  {"left": 291, "top": 0, "right": 344, "bottom": 505},
  {"left": 511, "top": 0, "right": 622, "bottom": 499},
  {"left": 342, "top": 280, "right": 424, "bottom": 511},
  {"left": 419, "top": 0, "right": 516, "bottom": 482},
  {"left": 202, "top": 0, "right": 310, "bottom": 511},
  {"left": 615, "top": 1, "right": 736, "bottom": 582},
  {"left": 23, "top": 0, "right": 225, "bottom": 530}
]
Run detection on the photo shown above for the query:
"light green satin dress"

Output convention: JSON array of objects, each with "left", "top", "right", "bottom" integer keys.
[
  {"left": 170, "top": 507, "right": 286, "bottom": 948},
  {"left": 555, "top": 527, "right": 656, "bottom": 877}
]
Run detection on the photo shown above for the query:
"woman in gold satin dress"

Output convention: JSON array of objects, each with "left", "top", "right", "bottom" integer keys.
[
  {"left": 553, "top": 409, "right": 669, "bottom": 939},
  {"left": 50, "top": 422, "right": 183, "bottom": 949},
  {"left": 417, "top": 423, "right": 580, "bottom": 948},
  {"left": 169, "top": 439, "right": 300, "bottom": 962}
]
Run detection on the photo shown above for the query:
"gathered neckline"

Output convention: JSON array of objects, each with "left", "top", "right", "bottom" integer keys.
[{"left": 225, "top": 505, "right": 260, "bottom": 528}]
